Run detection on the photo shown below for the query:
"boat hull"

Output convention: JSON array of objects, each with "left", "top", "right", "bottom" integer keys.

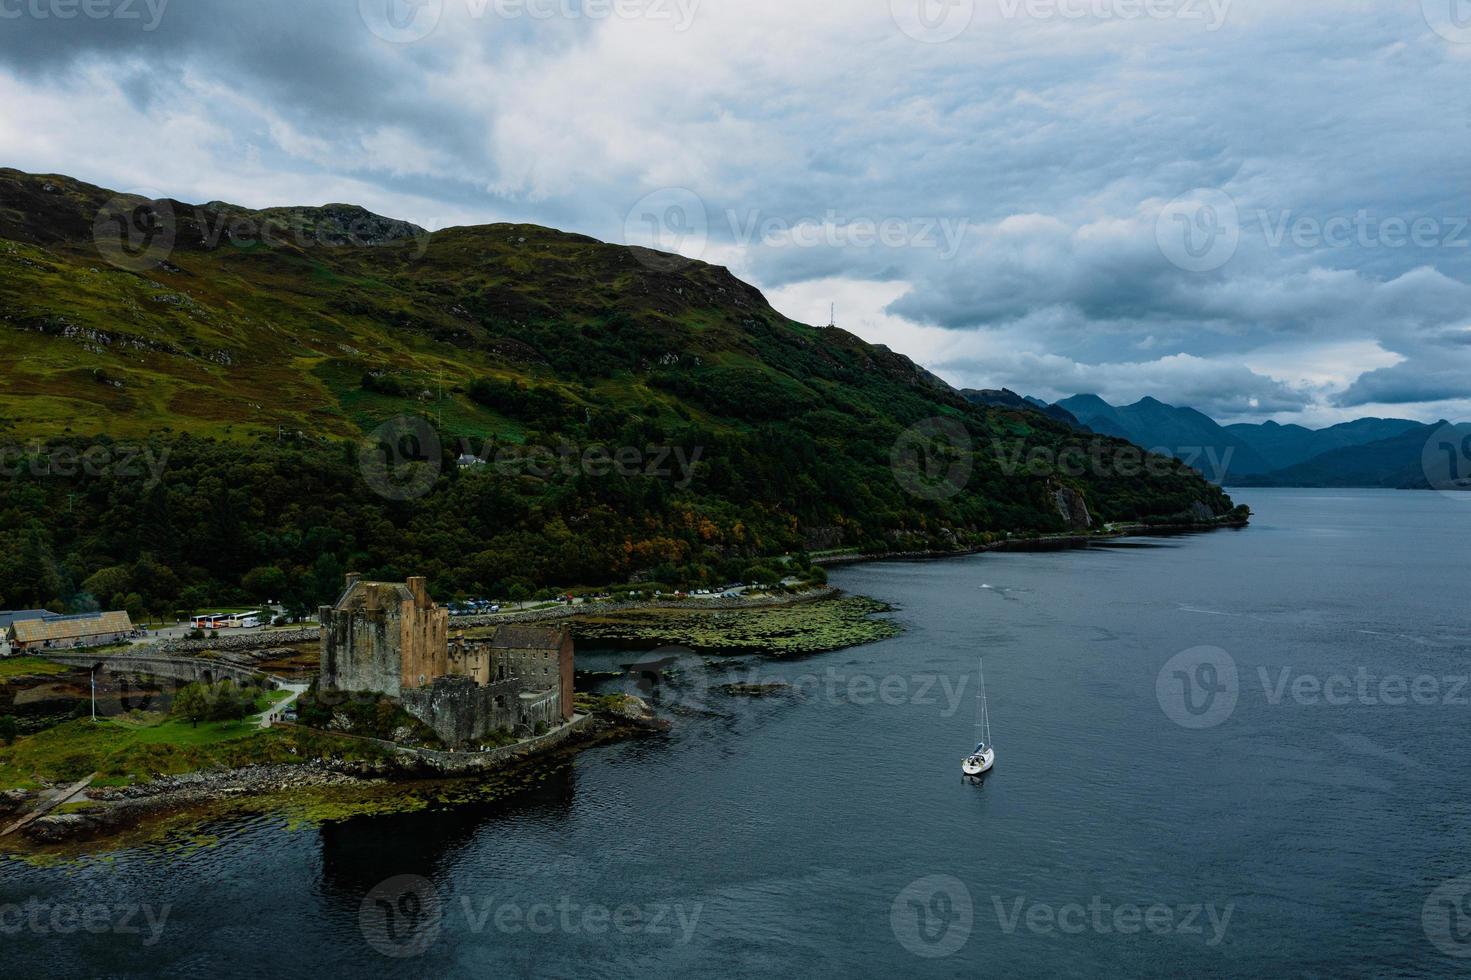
[{"left": 962, "top": 749, "right": 995, "bottom": 776}]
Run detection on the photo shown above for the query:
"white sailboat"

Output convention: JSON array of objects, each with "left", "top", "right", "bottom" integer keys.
[{"left": 962, "top": 658, "right": 995, "bottom": 778}]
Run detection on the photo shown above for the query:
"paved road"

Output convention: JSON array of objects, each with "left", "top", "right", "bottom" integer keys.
[{"left": 258, "top": 682, "right": 310, "bottom": 729}]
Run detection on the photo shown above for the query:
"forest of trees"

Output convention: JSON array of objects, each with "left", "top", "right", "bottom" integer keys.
[{"left": 0, "top": 397, "right": 1235, "bottom": 620}]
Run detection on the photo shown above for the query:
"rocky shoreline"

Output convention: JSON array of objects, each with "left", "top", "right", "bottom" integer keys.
[
  {"left": 14, "top": 761, "right": 369, "bottom": 844},
  {"left": 812, "top": 515, "right": 1250, "bottom": 567},
  {"left": 2, "top": 524, "right": 1242, "bottom": 853},
  {"left": 125, "top": 589, "right": 841, "bottom": 659},
  {"left": 452, "top": 586, "right": 841, "bottom": 630},
  {"left": 1, "top": 707, "right": 662, "bottom": 852}
]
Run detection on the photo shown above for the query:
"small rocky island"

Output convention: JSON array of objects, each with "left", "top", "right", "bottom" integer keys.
[
  {"left": 0, "top": 579, "right": 896, "bottom": 853},
  {"left": 317, "top": 574, "right": 577, "bottom": 748}
]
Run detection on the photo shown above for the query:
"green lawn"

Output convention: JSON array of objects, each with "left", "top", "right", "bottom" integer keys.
[
  {"left": 0, "top": 714, "right": 382, "bottom": 791},
  {"left": 253, "top": 690, "right": 293, "bottom": 713},
  {"left": 0, "top": 657, "right": 74, "bottom": 679},
  {"left": 129, "top": 716, "right": 263, "bottom": 746}
]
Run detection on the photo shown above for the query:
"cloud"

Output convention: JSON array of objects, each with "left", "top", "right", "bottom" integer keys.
[
  {"left": 934, "top": 349, "right": 1313, "bottom": 419},
  {"left": 0, "top": 0, "right": 1467, "bottom": 423}
]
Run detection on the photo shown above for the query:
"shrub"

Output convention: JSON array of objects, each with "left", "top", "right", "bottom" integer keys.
[
  {"left": 172, "top": 680, "right": 255, "bottom": 726},
  {"left": 171, "top": 683, "right": 210, "bottom": 727},
  {"left": 361, "top": 372, "right": 407, "bottom": 397}
]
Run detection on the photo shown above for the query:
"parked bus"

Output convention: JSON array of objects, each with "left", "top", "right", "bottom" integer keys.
[{"left": 191, "top": 612, "right": 262, "bottom": 629}]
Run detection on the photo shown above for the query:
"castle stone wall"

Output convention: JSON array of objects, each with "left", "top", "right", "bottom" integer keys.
[{"left": 320, "top": 575, "right": 570, "bottom": 748}]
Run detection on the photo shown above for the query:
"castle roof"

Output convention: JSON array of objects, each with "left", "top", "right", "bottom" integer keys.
[
  {"left": 335, "top": 581, "right": 413, "bottom": 606},
  {"left": 332, "top": 575, "right": 436, "bottom": 612},
  {"left": 484, "top": 625, "right": 567, "bottom": 651}
]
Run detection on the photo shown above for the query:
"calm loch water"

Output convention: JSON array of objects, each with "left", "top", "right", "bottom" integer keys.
[{"left": 4, "top": 488, "right": 1470, "bottom": 977}]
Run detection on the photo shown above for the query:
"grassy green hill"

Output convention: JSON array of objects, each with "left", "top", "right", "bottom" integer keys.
[{"left": 0, "top": 168, "right": 1241, "bottom": 614}]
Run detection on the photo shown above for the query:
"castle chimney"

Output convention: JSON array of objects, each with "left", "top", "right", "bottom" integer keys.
[
  {"left": 407, "top": 576, "right": 429, "bottom": 607},
  {"left": 345, "top": 572, "right": 361, "bottom": 588}
]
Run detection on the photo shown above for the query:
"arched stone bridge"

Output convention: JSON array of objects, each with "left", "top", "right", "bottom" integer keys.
[{"left": 39, "top": 652, "right": 284, "bottom": 689}]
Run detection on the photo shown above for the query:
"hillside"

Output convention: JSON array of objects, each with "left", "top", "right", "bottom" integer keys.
[
  {"left": 0, "top": 169, "right": 1240, "bottom": 614},
  {"left": 961, "top": 388, "right": 1086, "bottom": 430}
]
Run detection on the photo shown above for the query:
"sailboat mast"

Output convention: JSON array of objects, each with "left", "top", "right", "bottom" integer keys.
[{"left": 979, "top": 658, "right": 991, "bottom": 747}]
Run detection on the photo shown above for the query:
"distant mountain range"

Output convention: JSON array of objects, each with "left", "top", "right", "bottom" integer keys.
[
  {"left": 1228, "top": 422, "right": 1471, "bottom": 489},
  {"left": 963, "top": 389, "right": 1464, "bottom": 490},
  {"left": 1055, "top": 393, "right": 1278, "bottom": 477}
]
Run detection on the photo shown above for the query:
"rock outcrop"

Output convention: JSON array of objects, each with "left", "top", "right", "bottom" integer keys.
[{"left": 1053, "top": 485, "right": 1093, "bottom": 531}]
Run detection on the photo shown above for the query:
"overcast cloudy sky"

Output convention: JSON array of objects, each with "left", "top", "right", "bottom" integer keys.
[{"left": 1, "top": 0, "right": 1467, "bottom": 424}]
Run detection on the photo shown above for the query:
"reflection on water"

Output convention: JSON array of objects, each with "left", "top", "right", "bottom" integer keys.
[
  {"left": 3, "top": 489, "right": 1469, "bottom": 978},
  {"left": 318, "top": 766, "right": 581, "bottom": 901}
]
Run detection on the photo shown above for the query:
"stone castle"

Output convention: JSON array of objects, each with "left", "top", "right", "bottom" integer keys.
[{"left": 319, "top": 574, "right": 574, "bottom": 748}]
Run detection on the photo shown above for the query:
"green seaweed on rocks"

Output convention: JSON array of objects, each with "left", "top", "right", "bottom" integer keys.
[{"left": 571, "top": 595, "right": 900, "bottom": 657}]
